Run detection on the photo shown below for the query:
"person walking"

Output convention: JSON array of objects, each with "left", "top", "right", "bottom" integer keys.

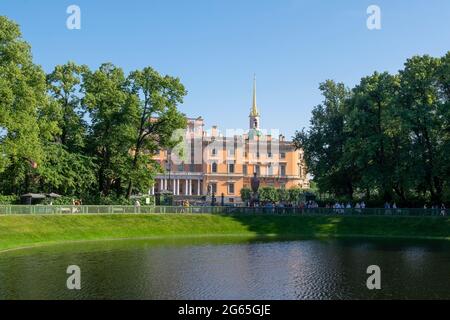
[
  {"left": 361, "top": 201, "right": 366, "bottom": 209},
  {"left": 355, "top": 202, "right": 361, "bottom": 214},
  {"left": 384, "top": 202, "right": 391, "bottom": 215},
  {"left": 183, "top": 200, "right": 190, "bottom": 213},
  {"left": 135, "top": 199, "right": 141, "bottom": 214}
]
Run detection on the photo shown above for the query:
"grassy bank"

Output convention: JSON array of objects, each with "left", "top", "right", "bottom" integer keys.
[{"left": 1, "top": 214, "right": 450, "bottom": 252}]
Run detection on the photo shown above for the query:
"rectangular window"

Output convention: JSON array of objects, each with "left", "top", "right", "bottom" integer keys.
[
  {"left": 268, "top": 164, "right": 273, "bottom": 176},
  {"left": 280, "top": 165, "right": 286, "bottom": 176},
  {"left": 268, "top": 152, "right": 272, "bottom": 158},
  {"left": 189, "top": 164, "right": 195, "bottom": 172},
  {"left": 281, "top": 152, "right": 286, "bottom": 159},
  {"left": 255, "top": 165, "right": 260, "bottom": 175},
  {"left": 178, "top": 164, "right": 184, "bottom": 171},
  {"left": 243, "top": 165, "right": 248, "bottom": 175},
  {"left": 228, "top": 183, "right": 235, "bottom": 194},
  {"left": 227, "top": 148, "right": 234, "bottom": 157},
  {"left": 212, "top": 148, "right": 217, "bottom": 156},
  {"left": 211, "top": 183, "right": 217, "bottom": 194},
  {"left": 228, "top": 163, "right": 235, "bottom": 173}
]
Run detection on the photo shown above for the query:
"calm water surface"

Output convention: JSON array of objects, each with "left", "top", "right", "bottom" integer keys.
[{"left": 1, "top": 237, "right": 450, "bottom": 300}]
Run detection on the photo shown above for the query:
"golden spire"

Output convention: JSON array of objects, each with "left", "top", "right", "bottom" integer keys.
[{"left": 250, "top": 74, "right": 259, "bottom": 117}]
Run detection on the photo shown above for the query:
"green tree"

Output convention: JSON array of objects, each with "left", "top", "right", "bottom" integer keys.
[
  {"left": 293, "top": 80, "right": 355, "bottom": 199},
  {"left": 436, "top": 52, "right": 450, "bottom": 198},
  {"left": 37, "top": 143, "right": 97, "bottom": 195},
  {"left": 0, "top": 16, "right": 54, "bottom": 194},
  {"left": 398, "top": 55, "right": 444, "bottom": 202},
  {"left": 258, "top": 187, "right": 278, "bottom": 203},
  {"left": 240, "top": 187, "right": 251, "bottom": 203},
  {"left": 83, "top": 63, "right": 138, "bottom": 196},
  {"left": 125, "top": 67, "right": 187, "bottom": 198},
  {"left": 288, "top": 187, "right": 303, "bottom": 203},
  {"left": 47, "top": 62, "right": 88, "bottom": 151},
  {"left": 295, "top": 53, "right": 450, "bottom": 205},
  {"left": 345, "top": 72, "right": 406, "bottom": 201},
  {"left": 277, "top": 188, "right": 289, "bottom": 203}
]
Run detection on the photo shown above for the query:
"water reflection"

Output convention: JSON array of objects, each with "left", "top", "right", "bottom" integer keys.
[{"left": 0, "top": 238, "right": 450, "bottom": 300}]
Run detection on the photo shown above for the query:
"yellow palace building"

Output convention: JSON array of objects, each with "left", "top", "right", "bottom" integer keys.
[{"left": 152, "top": 78, "right": 310, "bottom": 204}]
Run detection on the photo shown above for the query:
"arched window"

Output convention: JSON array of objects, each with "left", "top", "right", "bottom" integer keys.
[{"left": 212, "top": 162, "right": 218, "bottom": 173}]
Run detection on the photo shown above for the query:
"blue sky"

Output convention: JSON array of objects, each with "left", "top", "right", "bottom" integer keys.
[{"left": 2, "top": 0, "right": 450, "bottom": 138}]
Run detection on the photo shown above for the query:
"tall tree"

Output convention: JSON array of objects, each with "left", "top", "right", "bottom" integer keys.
[
  {"left": 345, "top": 72, "right": 403, "bottom": 201},
  {"left": 398, "top": 55, "right": 444, "bottom": 202},
  {"left": 36, "top": 62, "right": 97, "bottom": 197},
  {"left": 293, "top": 80, "right": 354, "bottom": 199},
  {"left": 436, "top": 52, "right": 450, "bottom": 198},
  {"left": 47, "top": 62, "right": 88, "bottom": 151},
  {"left": 0, "top": 16, "right": 54, "bottom": 194},
  {"left": 125, "top": 67, "right": 187, "bottom": 198},
  {"left": 37, "top": 143, "right": 97, "bottom": 195},
  {"left": 83, "top": 63, "right": 138, "bottom": 196}
]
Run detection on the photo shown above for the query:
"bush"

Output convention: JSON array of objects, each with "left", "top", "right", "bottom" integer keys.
[
  {"left": 288, "top": 188, "right": 303, "bottom": 203},
  {"left": 41, "top": 195, "right": 156, "bottom": 206},
  {"left": 42, "top": 196, "right": 76, "bottom": 205},
  {"left": 240, "top": 188, "right": 251, "bottom": 203},
  {"left": 0, "top": 195, "right": 20, "bottom": 205},
  {"left": 259, "top": 187, "right": 278, "bottom": 203}
]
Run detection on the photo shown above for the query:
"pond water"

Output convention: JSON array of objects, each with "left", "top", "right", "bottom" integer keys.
[{"left": 1, "top": 237, "right": 450, "bottom": 300}]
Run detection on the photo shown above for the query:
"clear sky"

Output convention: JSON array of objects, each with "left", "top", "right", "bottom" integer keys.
[{"left": 2, "top": 0, "right": 450, "bottom": 138}]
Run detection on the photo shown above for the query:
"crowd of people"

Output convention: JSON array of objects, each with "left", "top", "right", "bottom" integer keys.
[
  {"left": 325, "top": 201, "right": 367, "bottom": 210},
  {"left": 320, "top": 201, "right": 447, "bottom": 216}
]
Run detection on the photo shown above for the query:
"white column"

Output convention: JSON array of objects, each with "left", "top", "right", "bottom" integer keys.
[
  {"left": 197, "top": 179, "right": 201, "bottom": 195},
  {"left": 176, "top": 179, "right": 179, "bottom": 195},
  {"left": 189, "top": 180, "right": 193, "bottom": 195},
  {"left": 185, "top": 180, "right": 189, "bottom": 195}
]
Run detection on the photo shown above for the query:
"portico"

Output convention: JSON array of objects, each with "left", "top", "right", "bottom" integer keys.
[{"left": 152, "top": 173, "right": 204, "bottom": 197}]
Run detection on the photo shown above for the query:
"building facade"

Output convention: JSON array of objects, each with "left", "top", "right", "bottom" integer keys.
[{"left": 151, "top": 79, "right": 309, "bottom": 204}]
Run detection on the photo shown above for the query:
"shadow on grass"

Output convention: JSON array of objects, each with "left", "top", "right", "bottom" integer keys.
[{"left": 223, "top": 213, "right": 450, "bottom": 241}]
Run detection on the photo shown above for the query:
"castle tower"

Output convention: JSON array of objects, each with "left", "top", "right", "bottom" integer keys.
[{"left": 249, "top": 75, "right": 260, "bottom": 130}]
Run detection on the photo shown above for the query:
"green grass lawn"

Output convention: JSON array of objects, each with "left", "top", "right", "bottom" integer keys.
[{"left": 1, "top": 214, "right": 450, "bottom": 252}]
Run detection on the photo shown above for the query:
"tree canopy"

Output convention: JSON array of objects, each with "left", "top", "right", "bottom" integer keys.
[
  {"left": 0, "top": 16, "right": 187, "bottom": 202},
  {"left": 294, "top": 53, "right": 450, "bottom": 206}
]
